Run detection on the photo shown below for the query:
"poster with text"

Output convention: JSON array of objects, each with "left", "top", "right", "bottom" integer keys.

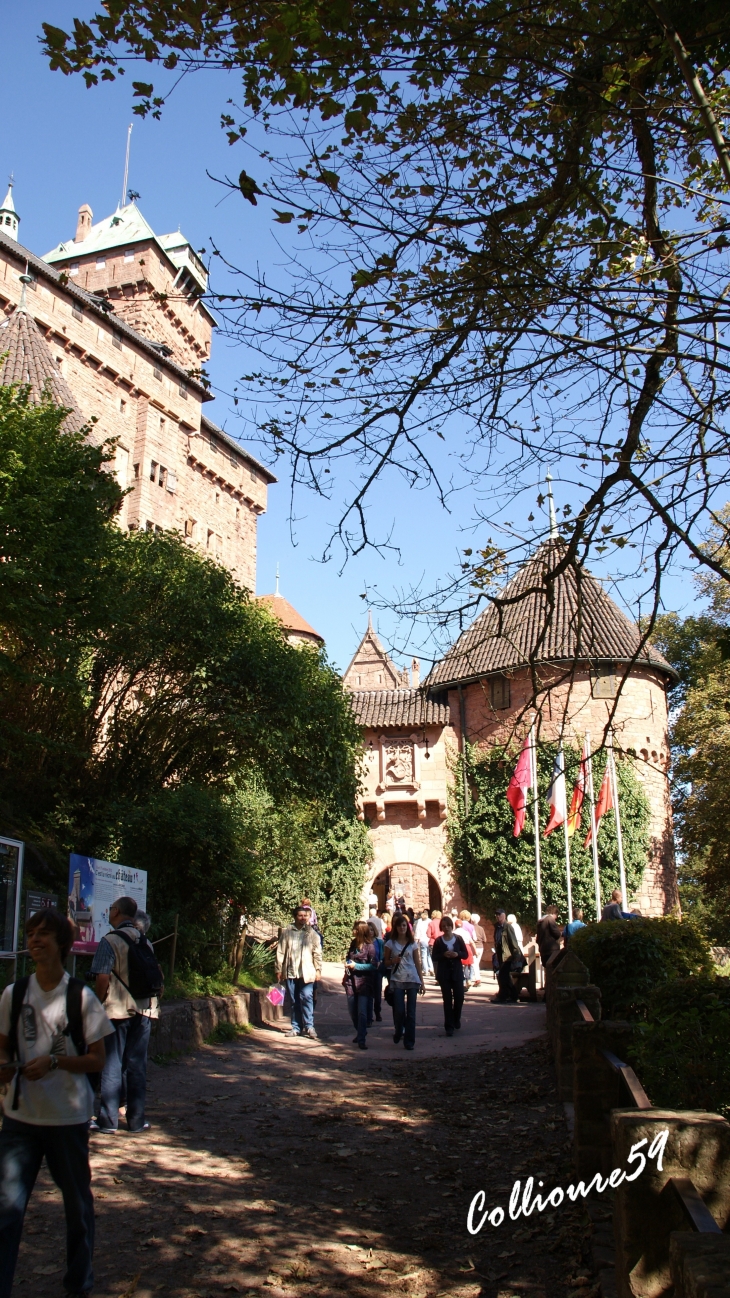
[{"left": 68, "top": 854, "right": 147, "bottom": 953}]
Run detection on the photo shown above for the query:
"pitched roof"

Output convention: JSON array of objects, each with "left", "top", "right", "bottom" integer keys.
[
  {"left": 427, "top": 537, "right": 675, "bottom": 689},
  {"left": 0, "top": 228, "right": 212, "bottom": 401},
  {"left": 350, "top": 689, "right": 451, "bottom": 728},
  {"left": 257, "top": 592, "right": 323, "bottom": 642},
  {"left": 0, "top": 304, "right": 87, "bottom": 433},
  {"left": 343, "top": 618, "right": 410, "bottom": 691},
  {"left": 200, "top": 415, "right": 277, "bottom": 485}
]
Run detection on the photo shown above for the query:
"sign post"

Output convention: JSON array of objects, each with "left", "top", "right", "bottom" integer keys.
[
  {"left": 68, "top": 855, "right": 147, "bottom": 953},
  {"left": 0, "top": 837, "right": 24, "bottom": 959}
]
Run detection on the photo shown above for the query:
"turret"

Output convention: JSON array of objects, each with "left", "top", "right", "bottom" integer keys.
[{"left": 0, "top": 182, "right": 19, "bottom": 241}]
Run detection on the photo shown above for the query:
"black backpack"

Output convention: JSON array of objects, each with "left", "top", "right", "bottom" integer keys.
[
  {"left": 8, "top": 976, "right": 100, "bottom": 1109},
  {"left": 111, "top": 928, "right": 164, "bottom": 999}
]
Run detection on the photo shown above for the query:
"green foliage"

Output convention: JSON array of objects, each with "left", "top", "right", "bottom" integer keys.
[
  {"left": 448, "top": 742, "right": 650, "bottom": 925},
  {"left": 634, "top": 977, "right": 730, "bottom": 1118},
  {"left": 0, "top": 384, "right": 366, "bottom": 973},
  {"left": 205, "top": 1021, "right": 252, "bottom": 1043},
  {"left": 569, "top": 918, "right": 713, "bottom": 1020}
]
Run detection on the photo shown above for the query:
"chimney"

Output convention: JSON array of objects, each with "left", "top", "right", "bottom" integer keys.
[
  {"left": 75, "top": 204, "right": 93, "bottom": 243},
  {"left": 411, "top": 657, "right": 420, "bottom": 688}
]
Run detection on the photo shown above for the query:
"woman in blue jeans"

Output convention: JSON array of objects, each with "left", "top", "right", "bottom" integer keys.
[
  {"left": 384, "top": 914, "right": 426, "bottom": 1050},
  {"left": 344, "top": 923, "right": 378, "bottom": 1050}
]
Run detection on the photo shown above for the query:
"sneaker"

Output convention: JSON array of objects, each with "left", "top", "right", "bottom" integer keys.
[
  {"left": 285, "top": 1029, "right": 301, "bottom": 1037},
  {"left": 404, "top": 1044, "right": 414, "bottom": 1051},
  {"left": 128, "top": 1123, "right": 151, "bottom": 1135},
  {"left": 303, "top": 1028, "right": 318, "bottom": 1040},
  {"left": 89, "top": 1121, "right": 116, "bottom": 1134},
  {"left": 393, "top": 1031, "right": 402, "bottom": 1044}
]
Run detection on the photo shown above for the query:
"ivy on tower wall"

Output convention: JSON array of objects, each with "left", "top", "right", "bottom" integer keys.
[{"left": 447, "top": 742, "right": 650, "bottom": 925}]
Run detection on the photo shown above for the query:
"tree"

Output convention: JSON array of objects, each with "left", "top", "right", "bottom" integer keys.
[
  {"left": 0, "top": 384, "right": 365, "bottom": 962},
  {"left": 44, "top": 2, "right": 730, "bottom": 660},
  {"left": 652, "top": 543, "right": 730, "bottom": 943},
  {"left": 448, "top": 741, "right": 650, "bottom": 923}
]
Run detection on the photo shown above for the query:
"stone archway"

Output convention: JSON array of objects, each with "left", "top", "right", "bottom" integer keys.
[{"left": 370, "top": 864, "right": 443, "bottom": 913}]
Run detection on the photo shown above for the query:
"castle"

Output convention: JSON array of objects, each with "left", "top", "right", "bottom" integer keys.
[
  {"left": 0, "top": 185, "right": 274, "bottom": 592},
  {"left": 0, "top": 184, "right": 678, "bottom": 922}
]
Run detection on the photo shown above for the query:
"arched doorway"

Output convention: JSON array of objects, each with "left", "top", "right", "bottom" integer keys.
[{"left": 371, "top": 864, "right": 442, "bottom": 913}]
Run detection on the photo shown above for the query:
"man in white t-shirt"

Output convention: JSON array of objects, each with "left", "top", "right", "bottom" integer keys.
[{"left": 0, "top": 907, "right": 113, "bottom": 1298}]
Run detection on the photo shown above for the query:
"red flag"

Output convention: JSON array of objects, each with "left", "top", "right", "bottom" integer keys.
[
  {"left": 567, "top": 740, "right": 588, "bottom": 837},
  {"left": 585, "top": 764, "right": 614, "bottom": 847},
  {"left": 507, "top": 733, "right": 533, "bottom": 837}
]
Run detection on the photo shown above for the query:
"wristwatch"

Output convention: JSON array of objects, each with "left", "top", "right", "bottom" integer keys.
[{"left": 48, "top": 1056, "right": 59, "bottom": 1071}]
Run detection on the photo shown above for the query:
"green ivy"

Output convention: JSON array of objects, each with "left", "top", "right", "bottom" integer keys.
[{"left": 448, "top": 742, "right": 650, "bottom": 924}]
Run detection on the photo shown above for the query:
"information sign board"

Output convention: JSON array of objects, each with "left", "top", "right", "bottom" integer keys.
[{"left": 68, "top": 854, "right": 147, "bottom": 954}]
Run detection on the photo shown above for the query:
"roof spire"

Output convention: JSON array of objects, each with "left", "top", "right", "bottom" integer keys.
[
  {"left": 275, "top": 563, "right": 280, "bottom": 596},
  {"left": 18, "top": 264, "right": 33, "bottom": 312},
  {"left": 367, "top": 609, "right": 373, "bottom": 631},
  {"left": 0, "top": 177, "right": 19, "bottom": 241},
  {"left": 545, "top": 470, "right": 558, "bottom": 539}
]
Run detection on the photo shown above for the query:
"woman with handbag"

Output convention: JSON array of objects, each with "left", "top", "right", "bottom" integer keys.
[
  {"left": 455, "top": 915, "right": 476, "bottom": 992},
  {"left": 367, "top": 920, "right": 385, "bottom": 1022},
  {"left": 432, "top": 915, "right": 469, "bottom": 1036},
  {"left": 383, "top": 914, "right": 425, "bottom": 1051},
  {"left": 343, "top": 923, "right": 379, "bottom": 1050}
]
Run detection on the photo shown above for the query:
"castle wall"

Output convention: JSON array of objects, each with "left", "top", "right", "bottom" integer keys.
[
  {"left": 0, "top": 240, "right": 267, "bottom": 590},
  {"left": 449, "top": 665, "right": 677, "bottom": 917}
]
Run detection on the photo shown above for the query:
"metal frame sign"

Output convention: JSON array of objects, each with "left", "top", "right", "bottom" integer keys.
[
  {"left": 68, "top": 854, "right": 147, "bottom": 953},
  {"left": 0, "top": 837, "right": 24, "bottom": 955}
]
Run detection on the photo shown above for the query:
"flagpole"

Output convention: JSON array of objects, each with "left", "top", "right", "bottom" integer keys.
[
  {"left": 530, "top": 721, "right": 543, "bottom": 924},
  {"left": 608, "top": 733, "right": 628, "bottom": 911},
  {"left": 560, "top": 743, "right": 573, "bottom": 922},
  {"left": 585, "top": 732, "right": 602, "bottom": 920}
]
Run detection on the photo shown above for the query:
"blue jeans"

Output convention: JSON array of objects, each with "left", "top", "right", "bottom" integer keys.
[
  {"left": 391, "top": 983, "right": 419, "bottom": 1047},
  {"left": 286, "top": 978, "right": 315, "bottom": 1034},
  {"left": 347, "top": 992, "right": 370, "bottom": 1044},
  {"left": 419, "top": 942, "right": 433, "bottom": 975},
  {"left": 98, "top": 1014, "right": 151, "bottom": 1131},
  {"left": 0, "top": 1116, "right": 94, "bottom": 1298}
]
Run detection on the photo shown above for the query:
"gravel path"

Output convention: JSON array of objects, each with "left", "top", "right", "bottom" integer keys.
[{"left": 16, "top": 986, "right": 597, "bottom": 1298}]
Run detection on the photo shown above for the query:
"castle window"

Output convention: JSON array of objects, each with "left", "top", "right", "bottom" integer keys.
[
  {"left": 133, "top": 463, "right": 139, "bottom": 479},
  {"left": 166, "top": 472, "right": 177, "bottom": 494},
  {"left": 592, "top": 666, "right": 617, "bottom": 699},
  {"left": 72, "top": 305, "right": 83, "bottom": 321},
  {"left": 123, "top": 249, "right": 134, "bottom": 262},
  {"left": 490, "top": 675, "right": 510, "bottom": 710},
  {"left": 184, "top": 518, "right": 196, "bottom": 538},
  {"left": 250, "top": 468, "right": 257, "bottom": 483},
  {"left": 149, "top": 460, "right": 158, "bottom": 481},
  {"left": 96, "top": 257, "right": 106, "bottom": 270},
  {"left": 153, "top": 366, "right": 162, "bottom": 381},
  {"left": 112, "top": 332, "right": 122, "bottom": 350},
  {"left": 119, "top": 398, "right": 126, "bottom": 415},
  {"left": 207, "top": 529, "right": 214, "bottom": 549},
  {"left": 179, "top": 384, "right": 188, "bottom": 400},
  {"left": 69, "top": 264, "right": 79, "bottom": 276},
  {"left": 158, "top": 466, "right": 167, "bottom": 488}
]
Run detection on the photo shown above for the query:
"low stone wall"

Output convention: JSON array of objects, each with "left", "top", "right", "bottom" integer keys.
[{"left": 148, "top": 987, "right": 286, "bottom": 1057}]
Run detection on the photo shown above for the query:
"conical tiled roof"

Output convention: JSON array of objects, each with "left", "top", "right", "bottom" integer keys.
[
  {"left": 257, "top": 592, "right": 323, "bottom": 643},
  {"left": 427, "top": 538, "right": 675, "bottom": 689},
  {"left": 0, "top": 306, "right": 87, "bottom": 433}
]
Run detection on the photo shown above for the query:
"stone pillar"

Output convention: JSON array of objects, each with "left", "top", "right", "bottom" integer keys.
[
  {"left": 572, "top": 1020, "right": 637, "bottom": 1179},
  {"left": 611, "top": 1110, "right": 730, "bottom": 1298},
  {"left": 669, "top": 1233, "right": 730, "bottom": 1298}
]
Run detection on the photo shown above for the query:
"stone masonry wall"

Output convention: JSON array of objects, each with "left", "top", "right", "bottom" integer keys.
[{"left": 0, "top": 244, "right": 267, "bottom": 590}]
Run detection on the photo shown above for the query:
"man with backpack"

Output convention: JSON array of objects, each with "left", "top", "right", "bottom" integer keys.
[
  {"left": 90, "top": 895, "right": 162, "bottom": 1134},
  {"left": 0, "top": 906, "right": 113, "bottom": 1298}
]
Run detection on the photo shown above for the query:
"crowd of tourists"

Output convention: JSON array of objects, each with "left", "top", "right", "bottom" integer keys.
[{"left": 0, "top": 897, "right": 163, "bottom": 1297}]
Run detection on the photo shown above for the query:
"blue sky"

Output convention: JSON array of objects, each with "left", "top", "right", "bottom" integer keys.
[{"left": 2, "top": 3, "right": 702, "bottom": 672}]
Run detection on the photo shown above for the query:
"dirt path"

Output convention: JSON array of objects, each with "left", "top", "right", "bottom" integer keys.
[{"left": 17, "top": 993, "right": 597, "bottom": 1298}]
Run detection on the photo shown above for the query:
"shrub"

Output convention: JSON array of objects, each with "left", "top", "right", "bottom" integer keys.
[
  {"left": 634, "top": 977, "right": 730, "bottom": 1117},
  {"left": 569, "top": 917, "right": 713, "bottom": 1020}
]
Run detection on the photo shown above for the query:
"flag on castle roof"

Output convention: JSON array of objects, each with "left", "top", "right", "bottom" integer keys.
[{"left": 426, "top": 536, "right": 675, "bottom": 690}]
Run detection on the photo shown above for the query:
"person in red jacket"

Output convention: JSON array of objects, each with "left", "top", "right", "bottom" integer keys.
[{"left": 426, "top": 910, "right": 442, "bottom": 979}]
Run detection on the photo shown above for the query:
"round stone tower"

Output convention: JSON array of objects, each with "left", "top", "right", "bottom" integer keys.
[{"left": 426, "top": 536, "right": 679, "bottom": 916}]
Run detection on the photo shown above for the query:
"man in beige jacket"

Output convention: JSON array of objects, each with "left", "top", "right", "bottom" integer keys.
[{"left": 276, "top": 905, "right": 323, "bottom": 1039}]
